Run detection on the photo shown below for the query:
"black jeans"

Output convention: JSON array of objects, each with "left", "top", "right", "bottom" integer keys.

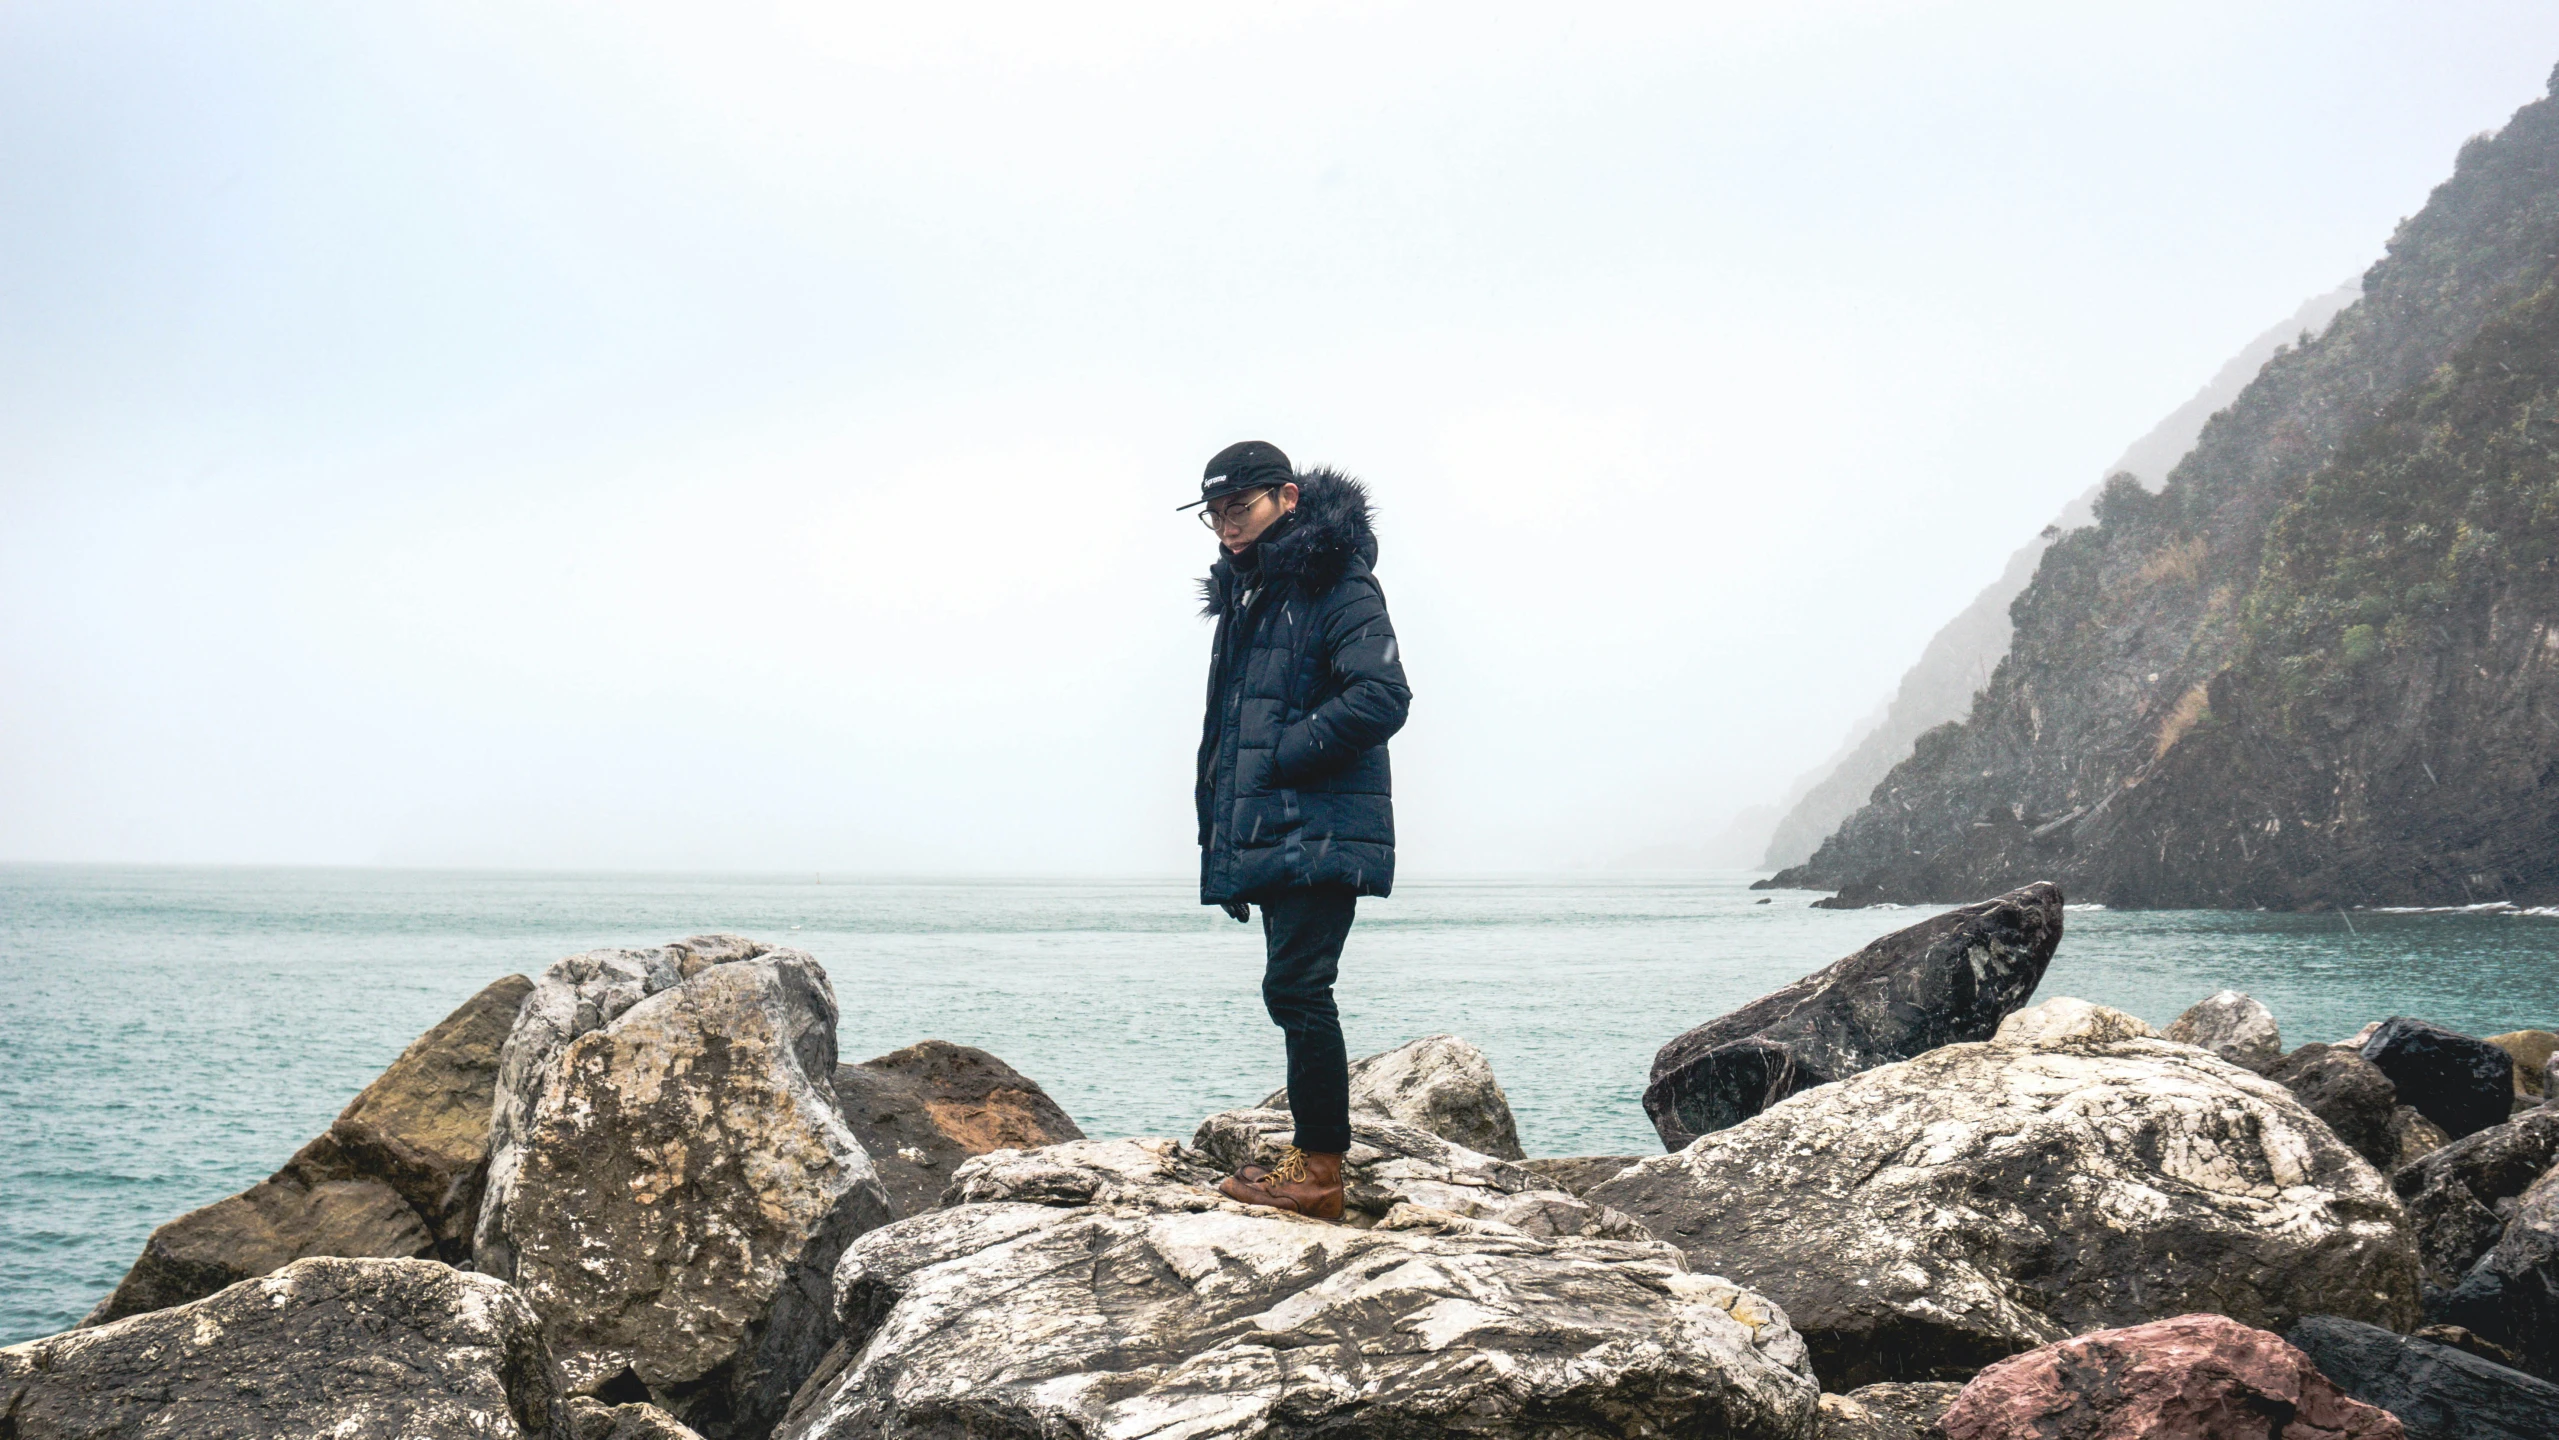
[{"left": 1260, "top": 886, "right": 1356, "bottom": 1155}]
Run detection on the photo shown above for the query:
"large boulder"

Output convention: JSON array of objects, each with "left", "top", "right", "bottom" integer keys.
[
  {"left": 2286, "top": 1315, "right": 2559, "bottom": 1440},
  {"left": 946, "top": 1112, "right": 1649, "bottom": 1241},
  {"left": 2361, "top": 1017, "right": 2515, "bottom": 1140},
  {"left": 478, "top": 944, "right": 892, "bottom": 1439},
  {"left": 2271, "top": 1043, "right": 2401, "bottom": 1171},
  {"left": 774, "top": 1188, "right": 1822, "bottom": 1440},
  {"left": 1938, "top": 1313, "right": 2401, "bottom": 1439},
  {"left": 1816, "top": 1382, "right": 1963, "bottom": 1439},
  {"left": 1262, "top": 1032, "right": 1527, "bottom": 1159},
  {"left": 2388, "top": 1107, "right": 2559, "bottom": 1292},
  {"left": 2, "top": 1256, "right": 570, "bottom": 1438},
  {"left": 84, "top": 973, "right": 533, "bottom": 1326},
  {"left": 477, "top": 934, "right": 774, "bottom": 1274},
  {"left": 2484, "top": 1030, "right": 2557, "bottom": 1099},
  {"left": 832, "top": 1040, "right": 1083, "bottom": 1218},
  {"left": 2167, "top": 990, "right": 2284, "bottom": 1073},
  {"left": 2439, "top": 1163, "right": 2559, "bottom": 1382},
  {"left": 1643, "top": 883, "right": 2063, "bottom": 1149},
  {"left": 1590, "top": 1008, "right": 2420, "bottom": 1384}
]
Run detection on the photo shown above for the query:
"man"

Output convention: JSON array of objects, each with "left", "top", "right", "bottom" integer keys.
[{"left": 1184, "top": 440, "right": 1410, "bottom": 1221}]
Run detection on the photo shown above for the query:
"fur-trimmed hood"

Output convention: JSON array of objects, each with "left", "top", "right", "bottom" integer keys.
[{"left": 1199, "top": 467, "right": 1377, "bottom": 614}]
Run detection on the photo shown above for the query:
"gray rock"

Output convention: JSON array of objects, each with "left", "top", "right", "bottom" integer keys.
[
  {"left": 2390, "top": 1108, "right": 2559, "bottom": 1294},
  {"left": 2166, "top": 989, "right": 2283, "bottom": 1073},
  {"left": 480, "top": 948, "right": 892, "bottom": 1439},
  {"left": 2, "top": 1256, "right": 570, "bottom": 1438},
  {"left": 569, "top": 1398, "right": 706, "bottom": 1440},
  {"left": 1519, "top": 1154, "right": 1644, "bottom": 1196},
  {"left": 2287, "top": 1314, "right": 2559, "bottom": 1440},
  {"left": 1643, "top": 882, "right": 2063, "bottom": 1149},
  {"left": 2441, "top": 1161, "right": 2559, "bottom": 1382},
  {"left": 476, "top": 934, "right": 775, "bottom": 1277},
  {"left": 833, "top": 1039, "right": 1084, "bottom": 1218},
  {"left": 1262, "top": 1032, "right": 1526, "bottom": 1159},
  {"left": 2271, "top": 1041, "right": 2401, "bottom": 1170},
  {"left": 1816, "top": 1382, "right": 1962, "bottom": 1439},
  {"left": 1992, "top": 995, "right": 2159, "bottom": 1046},
  {"left": 2363, "top": 1016, "right": 2517, "bottom": 1140},
  {"left": 85, "top": 974, "right": 533, "bottom": 1326},
  {"left": 1591, "top": 1018, "right": 2420, "bottom": 1385},
  {"left": 1191, "top": 1107, "right": 1651, "bottom": 1238},
  {"left": 775, "top": 1194, "right": 1822, "bottom": 1440},
  {"left": 944, "top": 1117, "right": 1648, "bottom": 1242},
  {"left": 2392, "top": 1104, "right": 2454, "bottom": 1170}
]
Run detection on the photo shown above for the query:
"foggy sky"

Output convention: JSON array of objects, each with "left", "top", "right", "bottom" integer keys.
[{"left": 7, "top": 2, "right": 2559, "bottom": 874}]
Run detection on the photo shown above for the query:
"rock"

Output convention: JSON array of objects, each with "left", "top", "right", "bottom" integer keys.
[
  {"left": 2485, "top": 1030, "right": 2557, "bottom": 1098},
  {"left": 1994, "top": 995, "right": 2161, "bottom": 1046},
  {"left": 1180, "top": 1110, "right": 1645, "bottom": 1239},
  {"left": 1938, "top": 1312, "right": 2402, "bottom": 1439},
  {"left": 1643, "top": 882, "right": 2064, "bottom": 1148},
  {"left": 1, "top": 1256, "right": 571, "bottom": 1438},
  {"left": 2407, "top": 1323, "right": 2520, "bottom": 1369},
  {"left": 1519, "top": 1154, "right": 1644, "bottom": 1196},
  {"left": 2286, "top": 1314, "right": 2559, "bottom": 1440},
  {"left": 2167, "top": 990, "right": 2284, "bottom": 1073},
  {"left": 1590, "top": 1025, "right": 2419, "bottom": 1384},
  {"left": 2361, "top": 1017, "right": 2515, "bottom": 1140},
  {"left": 775, "top": 1195, "right": 1822, "bottom": 1440},
  {"left": 2337, "top": 1021, "right": 2385, "bottom": 1050},
  {"left": 329, "top": 972, "right": 538, "bottom": 1251},
  {"left": 2390, "top": 1106, "right": 2451, "bottom": 1170},
  {"left": 2440, "top": 1162, "right": 2559, "bottom": 1382},
  {"left": 832, "top": 1040, "right": 1083, "bottom": 1218},
  {"left": 2545, "top": 1050, "right": 2559, "bottom": 1103},
  {"left": 479, "top": 948, "right": 892, "bottom": 1439},
  {"left": 1817, "top": 1382, "right": 1963, "bottom": 1439},
  {"left": 476, "top": 933, "right": 778, "bottom": 1277},
  {"left": 2389, "top": 1108, "right": 2559, "bottom": 1292},
  {"left": 1263, "top": 1032, "right": 1526, "bottom": 1159},
  {"left": 80, "top": 1152, "right": 434, "bottom": 1327},
  {"left": 84, "top": 974, "right": 532, "bottom": 1326},
  {"left": 2271, "top": 1043, "right": 2400, "bottom": 1171},
  {"left": 570, "top": 1398, "right": 706, "bottom": 1440}
]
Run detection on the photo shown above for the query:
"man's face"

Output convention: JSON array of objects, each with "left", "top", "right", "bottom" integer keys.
[{"left": 1205, "top": 483, "right": 1298, "bottom": 553}]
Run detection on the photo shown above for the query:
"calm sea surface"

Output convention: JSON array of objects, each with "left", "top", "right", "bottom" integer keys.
[{"left": 5, "top": 863, "right": 2556, "bottom": 1343}]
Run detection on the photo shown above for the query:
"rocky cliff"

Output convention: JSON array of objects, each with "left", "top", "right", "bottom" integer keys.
[
  {"left": 1756, "top": 284, "right": 2357, "bottom": 872},
  {"left": 1768, "top": 68, "right": 2559, "bottom": 909}
]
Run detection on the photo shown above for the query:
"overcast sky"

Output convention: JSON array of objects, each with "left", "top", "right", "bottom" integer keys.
[{"left": 6, "top": 2, "right": 2558, "bottom": 874}]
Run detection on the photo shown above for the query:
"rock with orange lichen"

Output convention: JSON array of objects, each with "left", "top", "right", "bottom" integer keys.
[{"left": 831, "top": 1040, "right": 1083, "bottom": 1218}]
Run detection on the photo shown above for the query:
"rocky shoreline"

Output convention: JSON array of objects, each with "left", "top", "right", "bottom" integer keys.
[{"left": 8, "top": 887, "right": 2559, "bottom": 1438}]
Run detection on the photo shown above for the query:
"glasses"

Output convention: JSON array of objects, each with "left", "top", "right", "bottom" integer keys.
[{"left": 1197, "top": 487, "right": 1278, "bottom": 530}]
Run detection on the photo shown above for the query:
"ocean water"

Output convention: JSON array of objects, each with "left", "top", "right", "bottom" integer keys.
[{"left": 4, "top": 863, "right": 2556, "bottom": 1345}]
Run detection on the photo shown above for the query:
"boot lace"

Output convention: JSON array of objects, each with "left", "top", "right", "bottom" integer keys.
[{"left": 1266, "top": 1147, "right": 1312, "bottom": 1184}]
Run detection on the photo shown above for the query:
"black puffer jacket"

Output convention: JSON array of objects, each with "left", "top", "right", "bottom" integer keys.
[{"left": 1197, "top": 468, "right": 1411, "bottom": 904}]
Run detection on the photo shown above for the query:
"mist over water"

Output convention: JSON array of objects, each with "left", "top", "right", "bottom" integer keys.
[
  {"left": 9, "top": 863, "right": 2558, "bottom": 1343},
  {"left": 10, "top": 5, "right": 2559, "bottom": 873}
]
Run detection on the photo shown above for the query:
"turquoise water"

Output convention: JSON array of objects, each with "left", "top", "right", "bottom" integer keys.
[{"left": 4, "top": 864, "right": 2556, "bottom": 1345}]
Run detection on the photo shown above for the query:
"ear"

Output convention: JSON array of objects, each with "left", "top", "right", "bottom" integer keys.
[{"left": 1278, "top": 482, "right": 1300, "bottom": 510}]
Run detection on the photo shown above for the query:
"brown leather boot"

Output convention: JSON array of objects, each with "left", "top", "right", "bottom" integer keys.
[{"left": 1218, "top": 1146, "right": 1345, "bottom": 1220}]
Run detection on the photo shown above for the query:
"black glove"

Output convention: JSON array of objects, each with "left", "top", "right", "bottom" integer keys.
[{"left": 1222, "top": 901, "right": 1251, "bottom": 923}]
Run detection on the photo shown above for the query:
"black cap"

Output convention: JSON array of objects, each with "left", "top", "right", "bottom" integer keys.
[{"left": 1179, "top": 440, "right": 1293, "bottom": 509}]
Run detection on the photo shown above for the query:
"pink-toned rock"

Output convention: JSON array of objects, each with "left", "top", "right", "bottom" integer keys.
[{"left": 1939, "top": 1313, "right": 2404, "bottom": 1440}]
